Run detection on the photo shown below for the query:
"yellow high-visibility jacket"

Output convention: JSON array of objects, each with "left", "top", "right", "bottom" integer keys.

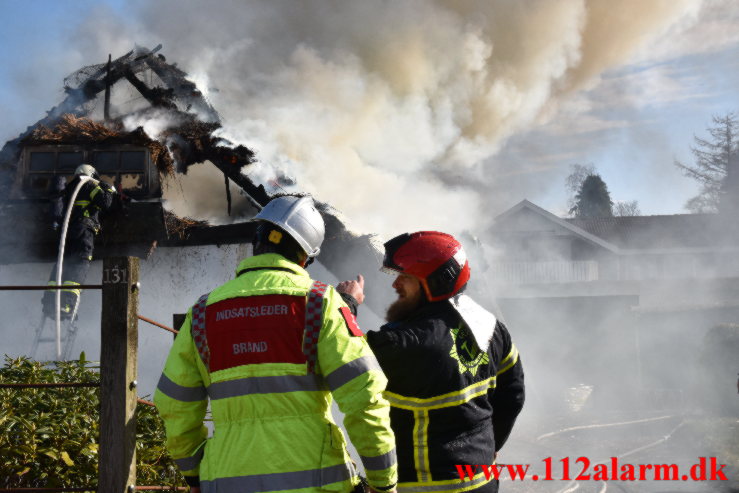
[{"left": 154, "top": 253, "right": 397, "bottom": 492}]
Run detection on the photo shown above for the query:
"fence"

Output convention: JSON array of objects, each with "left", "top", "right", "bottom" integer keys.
[{"left": 0, "top": 257, "right": 186, "bottom": 493}]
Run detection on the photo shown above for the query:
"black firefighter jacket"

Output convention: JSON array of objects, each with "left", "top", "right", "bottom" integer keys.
[
  {"left": 60, "top": 177, "right": 114, "bottom": 233},
  {"left": 366, "top": 300, "right": 525, "bottom": 490}
]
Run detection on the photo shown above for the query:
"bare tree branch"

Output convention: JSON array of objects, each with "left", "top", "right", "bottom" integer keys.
[{"left": 675, "top": 112, "right": 738, "bottom": 212}]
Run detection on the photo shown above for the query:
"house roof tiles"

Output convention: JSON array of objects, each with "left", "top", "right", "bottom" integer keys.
[{"left": 565, "top": 214, "right": 736, "bottom": 250}]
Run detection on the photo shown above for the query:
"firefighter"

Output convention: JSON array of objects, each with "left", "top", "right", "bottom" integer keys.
[
  {"left": 42, "top": 164, "right": 116, "bottom": 319},
  {"left": 338, "top": 232, "right": 525, "bottom": 492},
  {"left": 154, "top": 195, "right": 398, "bottom": 493}
]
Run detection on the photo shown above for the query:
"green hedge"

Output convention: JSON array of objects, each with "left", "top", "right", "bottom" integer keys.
[{"left": 0, "top": 355, "right": 186, "bottom": 490}]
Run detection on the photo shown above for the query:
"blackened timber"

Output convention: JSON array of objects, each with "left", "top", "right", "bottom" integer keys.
[
  {"left": 161, "top": 222, "right": 258, "bottom": 247},
  {"left": 124, "top": 69, "right": 177, "bottom": 110},
  {"left": 104, "top": 54, "right": 112, "bottom": 121},
  {"left": 205, "top": 151, "right": 268, "bottom": 210},
  {"left": 225, "top": 173, "right": 232, "bottom": 216},
  {"left": 76, "top": 57, "right": 138, "bottom": 100},
  {"left": 143, "top": 55, "right": 220, "bottom": 122}
]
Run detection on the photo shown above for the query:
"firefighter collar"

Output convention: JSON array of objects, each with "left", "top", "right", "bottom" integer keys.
[
  {"left": 448, "top": 294, "right": 496, "bottom": 351},
  {"left": 234, "top": 253, "right": 309, "bottom": 278}
]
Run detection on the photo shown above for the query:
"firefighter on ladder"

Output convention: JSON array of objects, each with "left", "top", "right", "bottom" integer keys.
[
  {"left": 155, "top": 195, "right": 398, "bottom": 492},
  {"left": 41, "top": 164, "right": 116, "bottom": 319}
]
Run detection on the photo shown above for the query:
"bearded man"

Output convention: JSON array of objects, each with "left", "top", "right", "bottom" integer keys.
[{"left": 338, "top": 231, "right": 525, "bottom": 493}]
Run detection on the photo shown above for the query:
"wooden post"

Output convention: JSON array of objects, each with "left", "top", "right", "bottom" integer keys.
[{"left": 99, "top": 256, "right": 140, "bottom": 492}]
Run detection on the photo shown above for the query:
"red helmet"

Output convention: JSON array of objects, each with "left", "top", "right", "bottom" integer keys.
[{"left": 382, "top": 231, "right": 470, "bottom": 302}]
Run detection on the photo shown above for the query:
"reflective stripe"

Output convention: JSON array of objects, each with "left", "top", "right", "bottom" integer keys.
[
  {"left": 208, "top": 374, "right": 323, "bottom": 400},
  {"left": 200, "top": 462, "right": 353, "bottom": 492},
  {"left": 497, "top": 344, "right": 519, "bottom": 376},
  {"left": 413, "top": 411, "right": 430, "bottom": 482},
  {"left": 62, "top": 281, "right": 81, "bottom": 297},
  {"left": 303, "top": 280, "right": 327, "bottom": 373},
  {"left": 398, "top": 470, "right": 492, "bottom": 492},
  {"left": 157, "top": 373, "right": 207, "bottom": 402},
  {"left": 74, "top": 200, "right": 90, "bottom": 207},
  {"left": 325, "top": 355, "right": 381, "bottom": 391},
  {"left": 384, "top": 376, "right": 495, "bottom": 411},
  {"left": 191, "top": 293, "right": 211, "bottom": 370},
  {"left": 174, "top": 445, "right": 205, "bottom": 471},
  {"left": 90, "top": 186, "right": 101, "bottom": 199},
  {"left": 361, "top": 447, "right": 397, "bottom": 471}
]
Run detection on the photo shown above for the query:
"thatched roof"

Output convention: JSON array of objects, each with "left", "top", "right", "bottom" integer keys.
[{"left": 21, "top": 114, "right": 175, "bottom": 177}]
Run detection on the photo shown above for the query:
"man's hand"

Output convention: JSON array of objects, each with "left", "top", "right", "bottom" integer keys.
[{"left": 337, "top": 274, "right": 365, "bottom": 305}]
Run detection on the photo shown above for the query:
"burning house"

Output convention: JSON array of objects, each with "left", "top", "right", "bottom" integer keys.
[{"left": 0, "top": 46, "right": 392, "bottom": 315}]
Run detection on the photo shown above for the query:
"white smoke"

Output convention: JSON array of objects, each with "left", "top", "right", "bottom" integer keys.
[
  {"left": 121, "top": 108, "right": 182, "bottom": 140},
  {"left": 68, "top": 0, "right": 714, "bottom": 235}
]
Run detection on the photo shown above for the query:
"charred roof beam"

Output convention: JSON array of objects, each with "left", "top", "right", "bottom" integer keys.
[
  {"left": 143, "top": 55, "right": 220, "bottom": 122},
  {"left": 123, "top": 69, "right": 177, "bottom": 110}
]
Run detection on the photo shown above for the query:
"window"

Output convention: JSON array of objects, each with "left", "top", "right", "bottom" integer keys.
[
  {"left": 29, "top": 152, "right": 55, "bottom": 171},
  {"left": 121, "top": 151, "right": 146, "bottom": 170},
  {"left": 91, "top": 149, "right": 148, "bottom": 197},
  {"left": 58, "top": 152, "right": 83, "bottom": 171},
  {"left": 94, "top": 151, "right": 118, "bottom": 172},
  {"left": 23, "top": 146, "right": 154, "bottom": 199},
  {"left": 25, "top": 151, "right": 78, "bottom": 196}
]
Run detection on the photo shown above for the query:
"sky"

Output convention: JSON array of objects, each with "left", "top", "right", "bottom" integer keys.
[{"left": 1, "top": 0, "right": 739, "bottom": 236}]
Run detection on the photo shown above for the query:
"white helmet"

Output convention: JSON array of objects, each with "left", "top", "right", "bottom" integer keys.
[
  {"left": 75, "top": 164, "right": 99, "bottom": 179},
  {"left": 253, "top": 195, "right": 325, "bottom": 258}
]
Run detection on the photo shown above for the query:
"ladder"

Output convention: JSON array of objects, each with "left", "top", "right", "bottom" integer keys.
[{"left": 30, "top": 295, "right": 82, "bottom": 361}]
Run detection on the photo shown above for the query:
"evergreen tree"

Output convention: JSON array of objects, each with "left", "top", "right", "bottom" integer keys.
[
  {"left": 565, "top": 163, "right": 596, "bottom": 212},
  {"left": 569, "top": 174, "right": 613, "bottom": 218},
  {"left": 675, "top": 112, "right": 738, "bottom": 213}
]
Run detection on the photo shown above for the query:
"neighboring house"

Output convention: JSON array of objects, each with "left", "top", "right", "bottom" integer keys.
[{"left": 486, "top": 200, "right": 739, "bottom": 411}]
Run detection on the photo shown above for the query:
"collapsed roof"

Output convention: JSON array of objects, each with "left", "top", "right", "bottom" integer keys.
[
  {"left": 0, "top": 45, "right": 262, "bottom": 207},
  {"left": 0, "top": 45, "right": 392, "bottom": 315}
]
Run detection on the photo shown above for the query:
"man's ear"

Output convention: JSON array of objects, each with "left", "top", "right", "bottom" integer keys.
[{"left": 300, "top": 252, "right": 312, "bottom": 268}]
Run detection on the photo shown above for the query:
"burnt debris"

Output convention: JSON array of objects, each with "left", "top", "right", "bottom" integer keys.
[{"left": 0, "top": 45, "right": 390, "bottom": 315}]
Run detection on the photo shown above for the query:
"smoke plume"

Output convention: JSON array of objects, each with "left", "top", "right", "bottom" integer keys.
[
  {"left": 90, "top": 2, "right": 708, "bottom": 230},
  {"left": 61, "top": 0, "right": 710, "bottom": 236}
]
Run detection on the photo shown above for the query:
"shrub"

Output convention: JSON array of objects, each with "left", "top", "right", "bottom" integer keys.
[{"left": 0, "top": 355, "right": 186, "bottom": 490}]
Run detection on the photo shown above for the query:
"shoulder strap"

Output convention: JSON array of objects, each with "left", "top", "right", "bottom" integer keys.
[
  {"left": 190, "top": 292, "right": 211, "bottom": 371},
  {"left": 303, "top": 280, "right": 328, "bottom": 374}
]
